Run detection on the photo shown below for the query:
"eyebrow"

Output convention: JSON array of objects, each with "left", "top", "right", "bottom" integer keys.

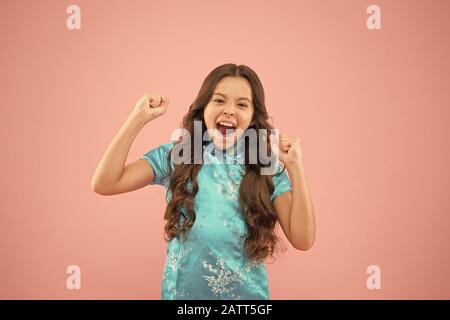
[{"left": 213, "top": 92, "right": 252, "bottom": 103}]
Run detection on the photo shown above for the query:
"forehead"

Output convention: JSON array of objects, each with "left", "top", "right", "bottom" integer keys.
[{"left": 213, "top": 77, "right": 252, "bottom": 100}]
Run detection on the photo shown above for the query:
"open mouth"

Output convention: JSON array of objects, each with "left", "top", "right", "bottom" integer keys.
[{"left": 216, "top": 121, "right": 237, "bottom": 136}]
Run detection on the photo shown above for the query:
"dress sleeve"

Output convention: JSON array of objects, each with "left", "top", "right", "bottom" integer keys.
[
  {"left": 139, "top": 141, "right": 176, "bottom": 187},
  {"left": 270, "top": 162, "right": 292, "bottom": 201}
]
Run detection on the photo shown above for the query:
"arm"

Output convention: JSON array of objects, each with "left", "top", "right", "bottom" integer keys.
[
  {"left": 272, "top": 135, "right": 316, "bottom": 250},
  {"left": 90, "top": 93, "right": 169, "bottom": 195}
]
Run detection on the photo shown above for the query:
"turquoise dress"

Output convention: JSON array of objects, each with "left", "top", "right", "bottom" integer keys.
[{"left": 140, "top": 136, "right": 292, "bottom": 300}]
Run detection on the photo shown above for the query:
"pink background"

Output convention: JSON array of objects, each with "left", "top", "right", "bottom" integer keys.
[{"left": 1, "top": 0, "right": 449, "bottom": 299}]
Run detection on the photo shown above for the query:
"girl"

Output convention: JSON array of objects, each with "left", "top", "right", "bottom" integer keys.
[{"left": 91, "top": 64, "right": 316, "bottom": 300}]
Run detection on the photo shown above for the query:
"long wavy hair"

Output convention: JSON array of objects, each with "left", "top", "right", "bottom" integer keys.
[{"left": 163, "top": 63, "right": 287, "bottom": 263}]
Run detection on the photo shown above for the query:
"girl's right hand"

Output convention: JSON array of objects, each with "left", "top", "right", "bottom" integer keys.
[{"left": 131, "top": 93, "right": 169, "bottom": 125}]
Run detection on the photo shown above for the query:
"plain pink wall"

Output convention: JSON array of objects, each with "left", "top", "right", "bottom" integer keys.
[{"left": 1, "top": 0, "right": 449, "bottom": 299}]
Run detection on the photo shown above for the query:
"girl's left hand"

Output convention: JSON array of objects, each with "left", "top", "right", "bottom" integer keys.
[{"left": 271, "top": 133, "right": 303, "bottom": 168}]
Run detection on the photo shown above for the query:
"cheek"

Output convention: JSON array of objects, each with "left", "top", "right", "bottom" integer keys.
[
  {"left": 238, "top": 112, "right": 253, "bottom": 127},
  {"left": 203, "top": 106, "right": 218, "bottom": 127}
]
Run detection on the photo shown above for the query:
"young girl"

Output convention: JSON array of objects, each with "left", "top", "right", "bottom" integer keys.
[{"left": 91, "top": 64, "right": 316, "bottom": 300}]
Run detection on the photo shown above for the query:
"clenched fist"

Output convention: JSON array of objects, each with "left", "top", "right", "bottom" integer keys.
[
  {"left": 131, "top": 93, "right": 169, "bottom": 125},
  {"left": 271, "top": 133, "right": 303, "bottom": 168}
]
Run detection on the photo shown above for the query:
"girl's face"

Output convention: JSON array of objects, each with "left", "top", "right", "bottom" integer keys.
[{"left": 203, "top": 76, "right": 255, "bottom": 150}]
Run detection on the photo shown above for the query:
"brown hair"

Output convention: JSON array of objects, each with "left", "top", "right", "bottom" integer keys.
[{"left": 164, "top": 63, "right": 287, "bottom": 263}]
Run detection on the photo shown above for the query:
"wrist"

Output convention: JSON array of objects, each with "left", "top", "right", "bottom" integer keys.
[
  {"left": 285, "top": 160, "right": 304, "bottom": 174},
  {"left": 126, "top": 112, "right": 149, "bottom": 129}
]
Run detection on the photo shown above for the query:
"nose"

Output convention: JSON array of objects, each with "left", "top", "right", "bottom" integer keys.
[{"left": 223, "top": 104, "right": 235, "bottom": 116}]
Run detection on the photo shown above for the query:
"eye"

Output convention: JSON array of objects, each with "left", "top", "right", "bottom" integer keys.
[
  {"left": 214, "top": 98, "right": 224, "bottom": 103},
  {"left": 238, "top": 103, "right": 247, "bottom": 108}
]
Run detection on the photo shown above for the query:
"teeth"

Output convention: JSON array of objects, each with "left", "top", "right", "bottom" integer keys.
[{"left": 218, "top": 121, "right": 236, "bottom": 127}]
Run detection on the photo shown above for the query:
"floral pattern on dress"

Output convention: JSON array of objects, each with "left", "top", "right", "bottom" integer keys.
[
  {"left": 212, "top": 166, "right": 245, "bottom": 202},
  {"left": 201, "top": 250, "right": 267, "bottom": 300},
  {"left": 202, "top": 257, "right": 245, "bottom": 299},
  {"left": 161, "top": 238, "right": 194, "bottom": 300}
]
